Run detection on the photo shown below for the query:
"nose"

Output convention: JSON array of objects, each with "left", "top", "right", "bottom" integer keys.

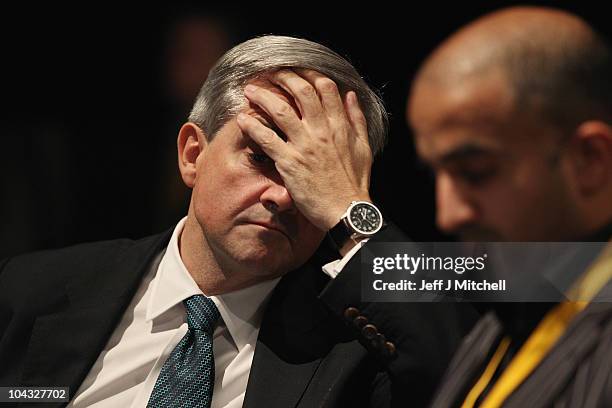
[
  {"left": 260, "top": 182, "right": 295, "bottom": 214},
  {"left": 436, "top": 172, "right": 478, "bottom": 234}
]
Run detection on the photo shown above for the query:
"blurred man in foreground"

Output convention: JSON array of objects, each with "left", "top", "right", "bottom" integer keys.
[{"left": 408, "top": 6, "right": 612, "bottom": 407}]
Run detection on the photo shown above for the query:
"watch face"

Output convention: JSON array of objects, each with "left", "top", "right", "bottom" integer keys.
[{"left": 348, "top": 202, "right": 382, "bottom": 234}]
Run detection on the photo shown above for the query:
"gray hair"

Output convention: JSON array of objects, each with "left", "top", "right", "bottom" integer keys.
[{"left": 188, "top": 35, "right": 388, "bottom": 155}]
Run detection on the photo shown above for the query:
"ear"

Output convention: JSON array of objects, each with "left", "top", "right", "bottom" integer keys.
[
  {"left": 177, "top": 122, "right": 208, "bottom": 188},
  {"left": 570, "top": 120, "right": 612, "bottom": 196}
]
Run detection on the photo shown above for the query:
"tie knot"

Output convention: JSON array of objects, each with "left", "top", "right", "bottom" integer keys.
[{"left": 183, "top": 295, "right": 220, "bottom": 333}]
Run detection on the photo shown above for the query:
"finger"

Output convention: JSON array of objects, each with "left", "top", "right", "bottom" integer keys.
[
  {"left": 270, "top": 69, "right": 325, "bottom": 123},
  {"left": 236, "top": 113, "right": 291, "bottom": 162},
  {"left": 296, "top": 69, "right": 347, "bottom": 122},
  {"left": 344, "top": 91, "right": 369, "bottom": 142},
  {"left": 244, "top": 84, "right": 304, "bottom": 141}
]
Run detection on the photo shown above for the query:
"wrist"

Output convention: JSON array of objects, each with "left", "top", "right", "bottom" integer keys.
[
  {"left": 327, "top": 198, "right": 383, "bottom": 254},
  {"left": 323, "top": 194, "right": 373, "bottom": 231},
  {"left": 338, "top": 235, "right": 368, "bottom": 257}
]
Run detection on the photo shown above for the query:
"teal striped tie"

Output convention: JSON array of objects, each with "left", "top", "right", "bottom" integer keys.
[{"left": 147, "top": 295, "right": 220, "bottom": 408}]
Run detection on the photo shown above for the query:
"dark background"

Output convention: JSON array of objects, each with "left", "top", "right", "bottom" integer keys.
[{"left": 1, "top": 2, "right": 609, "bottom": 259}]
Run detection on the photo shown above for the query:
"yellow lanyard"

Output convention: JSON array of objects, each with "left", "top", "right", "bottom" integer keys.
[
  {"left": 461, "top": 243, "right": 612, "bottom": 408},
  {"left": 461, "top": 337, "right": 511, "bottom": 408}
]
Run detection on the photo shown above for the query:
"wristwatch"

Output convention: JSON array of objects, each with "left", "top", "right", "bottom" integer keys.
[{"left": 328, "top": 201, "right": 384, "bottom": 250}]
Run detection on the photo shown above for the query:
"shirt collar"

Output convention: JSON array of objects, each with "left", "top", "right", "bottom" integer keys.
[
  {"left": 214, "top": 276, "right": 279, "bottom": 350},
  {"left": 146, "top": 216, "right": 280, "bottom": 350}
]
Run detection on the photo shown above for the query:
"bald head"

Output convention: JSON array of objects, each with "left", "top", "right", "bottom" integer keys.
[
  {"left": 408, "top": 6, "right": 612, "bottom": 241},
  {"left": 414, "top": 6, "right": 612, "bottom": 131}
]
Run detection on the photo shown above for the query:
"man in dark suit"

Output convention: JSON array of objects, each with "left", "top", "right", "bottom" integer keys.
[
  {"left": 407, "top": 6, "right": 612, "bottom": 407},
  {"left": 0, "top": 36, "right": 474, "bottom": 407}
]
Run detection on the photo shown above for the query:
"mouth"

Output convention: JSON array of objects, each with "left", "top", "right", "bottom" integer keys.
[{"left": 247, "top": 221, "right": 291, "bottom": 241}]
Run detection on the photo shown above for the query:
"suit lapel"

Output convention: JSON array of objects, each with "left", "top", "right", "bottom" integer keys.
[
  {"left": 506, "top": 281, "right": 612, "bottom": 407},
  {"left": 430, "top": 312, "right": 503, "bottom": 408},
  {"left": 19, "top": 230, "right": 173, "bottom": 398},
  {"left": 20, "top": 300, "right": 129, "bottom": 395},
  {"left": 243, "top": 250, "right": 341, "bottom": 408},
  {"left": 242, "top": 338, "right": 324, "bottom": 408}
]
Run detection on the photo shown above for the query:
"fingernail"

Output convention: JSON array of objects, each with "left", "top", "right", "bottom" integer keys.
[
  {"left": 236, "top": 113, "right": 247, "bottom": 123},
  {"left": 244, "top": 84, "right": 258, "bottom": 94}
]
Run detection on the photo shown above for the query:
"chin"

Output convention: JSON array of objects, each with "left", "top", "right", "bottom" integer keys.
[
  {"left": 233, "top": 245, "right": 294, "bottom": 275},
  {"left": 242, "top": 257, "right": 294, "bottom": 279},
  {"left": 220, "top": 227, "right": 307, "bottom": 275}
]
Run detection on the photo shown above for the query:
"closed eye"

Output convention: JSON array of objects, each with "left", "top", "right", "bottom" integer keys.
[
  {"left": 456, "top": 169, "right": 495, "bottom": 185},
  {"left": 448, "top": 162, "right": 498, "bottom": 186}
]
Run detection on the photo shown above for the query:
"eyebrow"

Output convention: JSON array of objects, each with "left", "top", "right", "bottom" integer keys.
[{"left": 437, "top": 143, "right": 498, "bottom": 165}]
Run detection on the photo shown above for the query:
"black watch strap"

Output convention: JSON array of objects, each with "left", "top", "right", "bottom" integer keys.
[{"left": 328, "top": 219, "right": 353, "bottom": 251}]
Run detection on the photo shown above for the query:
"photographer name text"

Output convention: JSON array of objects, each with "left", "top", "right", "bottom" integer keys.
[{"left": 372, "top": 279, "right": 506, "bottom": 292}]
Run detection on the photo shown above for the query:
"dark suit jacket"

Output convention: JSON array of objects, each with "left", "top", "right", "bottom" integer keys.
[{"left": 0, "top": 224, "right": 477, "bottom": 407}]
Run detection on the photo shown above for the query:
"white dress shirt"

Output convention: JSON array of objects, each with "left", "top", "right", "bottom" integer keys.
[
  {"left": 68, "top": 217, "right": 364, "bottom": 407},
  {"left": 69, "top": 218, "right": 279, "bottom": 408}
]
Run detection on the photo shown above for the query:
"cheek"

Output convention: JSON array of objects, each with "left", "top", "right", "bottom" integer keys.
[
  {"left": 482, "top": 161, "right": 566, "bottom": 226},
  {"left": 459, "top": 163, "right": 536, "bottom": 227},
  {"left": 192, "top": 161, "right": 262, "bottom": 229},
  {"left": 513, "top": 160, "right": 567, "bottom": 205}
]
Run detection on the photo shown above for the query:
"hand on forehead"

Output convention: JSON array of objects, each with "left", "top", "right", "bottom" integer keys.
[
  {"left": 245, "top": 70, "right": 303, "bottom": 122},
  {"left": 236, "top": 67, "right": 372, "bottom": 232},
  {"left": 244, "top": 68, "right": 344, "bottom": 125}
]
